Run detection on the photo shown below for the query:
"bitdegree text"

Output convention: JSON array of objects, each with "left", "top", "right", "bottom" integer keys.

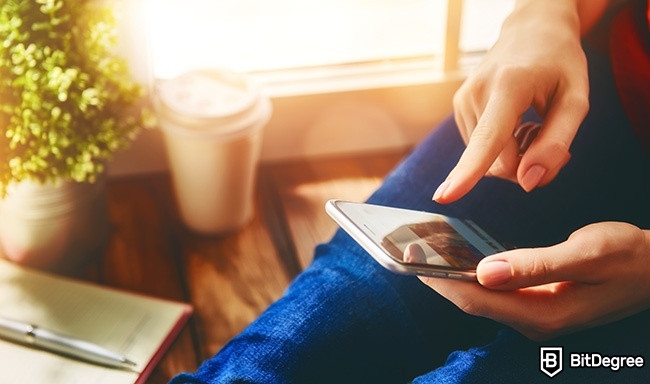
[{"left": 570, "top": 353, "right": 644, "bottom": 371}]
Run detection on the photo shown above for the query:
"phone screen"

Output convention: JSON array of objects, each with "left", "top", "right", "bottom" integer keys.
[
  {"left": 382, "top": 221, "right": 485, "bottom": 269},
  {"left": 329, "top": 200, "right": 506, "bottom": 274}
]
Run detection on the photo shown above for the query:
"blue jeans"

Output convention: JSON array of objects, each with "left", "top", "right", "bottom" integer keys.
[{"left": 171, "top": 45, "right": 650, "bottom": 383}]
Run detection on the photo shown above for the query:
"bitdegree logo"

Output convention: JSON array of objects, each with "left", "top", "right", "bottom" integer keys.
[
  {"left": 540, "top": 347, "right": 563, "bottom": 378},
  {"left": 540, "top": 347, "right": 645, "bottom": 378},
  {"left": 570, "top": 353, "right": 645, "bottom": 371}
]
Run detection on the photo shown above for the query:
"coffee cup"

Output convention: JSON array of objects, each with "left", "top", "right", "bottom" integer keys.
[{"left": 155, "top": 69, "right": 271, "bottom": 234}]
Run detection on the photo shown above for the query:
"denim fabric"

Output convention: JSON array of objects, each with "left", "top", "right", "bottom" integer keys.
[{"left": 171, "top": 44, "right": 650, "bottom": 383}]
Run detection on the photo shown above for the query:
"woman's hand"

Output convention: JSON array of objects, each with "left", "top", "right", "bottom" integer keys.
[
  {"left": 433, "top": 0, "right": 602, "bottom": 203},
  {"left": 419, "top": 222, "right": 650, "bottom": 341}
]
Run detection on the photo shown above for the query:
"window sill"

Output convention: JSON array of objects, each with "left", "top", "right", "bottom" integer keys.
[{"left": 252, "top": 54, "right": 477, "bottom": 97}]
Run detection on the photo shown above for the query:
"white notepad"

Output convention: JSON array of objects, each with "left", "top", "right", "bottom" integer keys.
[{"left": 0, "top": 259, "right": 192, "bottom": 384}]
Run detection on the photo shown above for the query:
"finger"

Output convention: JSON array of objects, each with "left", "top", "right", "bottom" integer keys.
[
  {"left": 478, "top": 222, "right": 648, "bottom": 290},
  {"left": 517, "top": 83, "right": 588, "bottom": 191},
  {"left": 433, "top": 92, "right": 528, "bottom": 203},
  {"left": 485, "top": 137, "right": 521, "bottom": 182},
  {"left": 453, "top": 110, "right": 471, "bottom": 145},
  {"left": 476, "top": 242, "right": 590, "bottom": 290},
  {"left": 486, "top": 117, "right": 531, "bottom": 180},
  {"left": 452, "top": 96, "right": 476, "bottom": 145}
]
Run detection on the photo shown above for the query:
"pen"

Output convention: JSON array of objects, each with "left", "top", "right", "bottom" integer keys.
[{"left": 0, "top": 315, "right": 137, "bottom": 370}]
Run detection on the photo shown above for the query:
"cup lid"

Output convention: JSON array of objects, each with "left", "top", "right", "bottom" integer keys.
[
  {"left": 157, "top": 70, "right": 257, "bottom": 119},
  {"left": 154, "top": 69, "right": 271, "bottom": 138}
]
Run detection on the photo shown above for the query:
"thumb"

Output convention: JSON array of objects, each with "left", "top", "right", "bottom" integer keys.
[{"left": 476, "top": 244, "right": 579, "bottom": 290}]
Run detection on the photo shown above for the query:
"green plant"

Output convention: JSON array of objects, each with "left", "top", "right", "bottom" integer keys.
[{"left": 0, "top": 0, "right": 154, "bottom": 197}]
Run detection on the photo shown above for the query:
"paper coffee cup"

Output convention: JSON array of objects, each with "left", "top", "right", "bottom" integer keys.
[{"left": 155, "top": 69, "right": 272, "bottom": 234}]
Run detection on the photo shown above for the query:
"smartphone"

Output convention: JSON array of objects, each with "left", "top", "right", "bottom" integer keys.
[{"left": 325, "top": 199, "right": 509, "bottom": 280}]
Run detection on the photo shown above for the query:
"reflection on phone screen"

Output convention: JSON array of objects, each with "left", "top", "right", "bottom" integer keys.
[{"left": 381, "top": 220, "right": 483, "bottom": 269}]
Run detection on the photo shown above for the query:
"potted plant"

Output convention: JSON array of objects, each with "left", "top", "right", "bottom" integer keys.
[{"left": 0, "top": 0, "right": 154, "bottom": 272}]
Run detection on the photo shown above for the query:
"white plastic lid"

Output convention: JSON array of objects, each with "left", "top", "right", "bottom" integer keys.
[
  {"left": 154, "top": 69, "right": 271, "bottom": 138},
  {"left": 157, "top": 70, "right": 256, "bottom": 119}
]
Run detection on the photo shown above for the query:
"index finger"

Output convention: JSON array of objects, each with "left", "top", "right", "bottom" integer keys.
[{"left": 434, "top": 92, "right": 529, "bottom": 203}]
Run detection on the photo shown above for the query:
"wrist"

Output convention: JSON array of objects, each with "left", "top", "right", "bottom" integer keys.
[
  {"left": 510, "top": 0, "right": 609, "bottom": 36},
  {"left": 507, "top": 0, "right": 581, "bottom": 36}
]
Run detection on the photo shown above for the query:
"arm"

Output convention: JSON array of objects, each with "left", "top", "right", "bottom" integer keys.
[
  {"left": 421, "top": 1, "right": 650, "bottom": 342},
  {"left": 433, "top": 0, "right": 611, "bottom": 203}
]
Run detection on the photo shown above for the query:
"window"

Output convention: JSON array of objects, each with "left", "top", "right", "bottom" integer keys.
[
  {"left": 146, "top": 0, "right": 514, "bottom": 89},
  {"left": 111, "top": 0, "right": 515, "bottom": 175}
]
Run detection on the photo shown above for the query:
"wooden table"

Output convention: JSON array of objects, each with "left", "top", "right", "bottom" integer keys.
[{"left": 80, "top": 149, "right": 407, "bottom": 383}]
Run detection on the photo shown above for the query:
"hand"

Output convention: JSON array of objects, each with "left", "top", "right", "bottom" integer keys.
[
  {"left": 419, "top": 222, "right": 650, "bottom": 341},
  {"left": 434, "top": 0, "right": 593, "bottom": 203}
]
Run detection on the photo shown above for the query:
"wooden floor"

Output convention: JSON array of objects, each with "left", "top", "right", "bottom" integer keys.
[{"left": 80, "top": 149, "right": 408, "bottom": 383}]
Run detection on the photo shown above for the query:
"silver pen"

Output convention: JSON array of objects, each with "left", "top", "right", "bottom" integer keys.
[{"left": 0, "top": 315, "right": 137, "bottom": 370}]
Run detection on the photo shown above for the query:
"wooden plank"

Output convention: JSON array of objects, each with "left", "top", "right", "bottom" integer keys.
[
  {"left": 101, "top": 175, "right": 185, "bottom": 298},
  {"left": 179, "top": 185, "right": 294, "bottom": 360}
]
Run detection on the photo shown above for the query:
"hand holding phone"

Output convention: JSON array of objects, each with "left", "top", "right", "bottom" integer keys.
[{"left": 326, "top": 200, "right": 508, "bottom": 281}]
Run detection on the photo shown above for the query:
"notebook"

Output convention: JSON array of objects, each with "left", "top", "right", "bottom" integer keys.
[{"left": 0, "top": 259, "right": 192, "bottom": 383}]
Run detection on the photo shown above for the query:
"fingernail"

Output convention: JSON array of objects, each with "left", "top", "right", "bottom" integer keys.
[
  {"left": 478, "top": 260, "right": 512, "bottom": 286},
  {"left": 521, "top": 165, "right": 546, "bottom": 192},
  {"left": 432, "top": 180, "right": 451, "bottom": 201}
]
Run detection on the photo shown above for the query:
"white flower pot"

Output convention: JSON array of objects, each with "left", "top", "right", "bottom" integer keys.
[{"left": 0, "top": 175, "right": 109, "bottom": 274}]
